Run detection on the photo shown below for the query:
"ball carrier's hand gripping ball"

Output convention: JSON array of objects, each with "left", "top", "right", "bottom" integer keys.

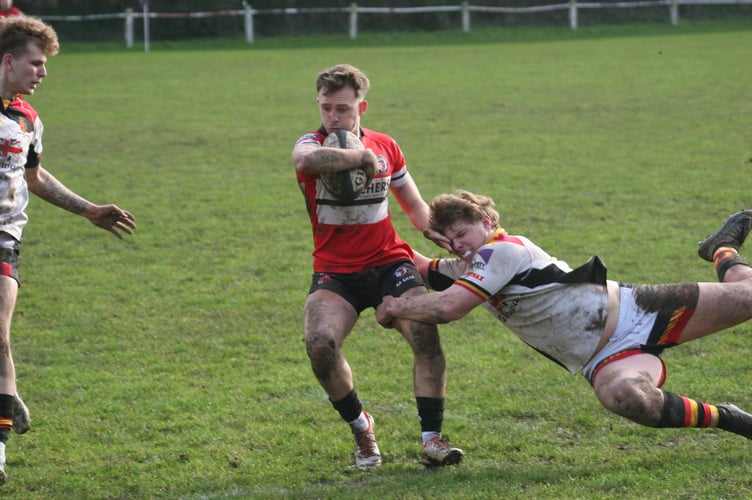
[{"left": 320, "top": 130, "right": 374, "bottom": 202}]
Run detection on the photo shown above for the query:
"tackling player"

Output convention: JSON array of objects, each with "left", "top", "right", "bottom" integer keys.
[{"left": 378, "top": 190, "right": 752, "bottom": 443}]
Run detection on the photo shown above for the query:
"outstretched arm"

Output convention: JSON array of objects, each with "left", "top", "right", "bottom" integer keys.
[
  {"left": 376, "top": 284, "right": 483, "bottom": 327},
  {"left": 25, "top": 166, "right": 136, "bottom": 239}
]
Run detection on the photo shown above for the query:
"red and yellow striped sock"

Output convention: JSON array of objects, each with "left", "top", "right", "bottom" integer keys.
[
  {"left": 0, "top": 393, "right": 13, "bottom": 441},
  {"left": 713, "top": 247, "right": 751, "bottom": 281},
  {"left": 658, "top": 391, "right": 719, "bottom": 428}
]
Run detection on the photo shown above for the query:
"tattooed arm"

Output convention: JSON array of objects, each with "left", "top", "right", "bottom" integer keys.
[
  {"left": 292, "top": 142, "right": 377, "bottom": 176},
  {"left": 25, "top": 166, "right": 136, "bottom": 239}
]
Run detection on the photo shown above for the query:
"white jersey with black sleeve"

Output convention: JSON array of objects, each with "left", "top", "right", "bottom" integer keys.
[
  {"left": 428, "top": 229, "right": 609, "bottom": 374},
  {"left": 0, "top": 97, "right": 43, "bottom": 242}
]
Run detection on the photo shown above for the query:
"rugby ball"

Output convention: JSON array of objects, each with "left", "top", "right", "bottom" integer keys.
[{"left": 320, "top": 130, "right": 373, "bottom": 202}]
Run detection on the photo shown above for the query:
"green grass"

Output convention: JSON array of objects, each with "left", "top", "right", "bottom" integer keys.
[{"left": 3, "top": 20, "right": 752, "bottom": 498}]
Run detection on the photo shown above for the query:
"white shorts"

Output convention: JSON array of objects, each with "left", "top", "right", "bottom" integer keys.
[{"left": 581, "top": 282, "right": 699, "bottom": 383}]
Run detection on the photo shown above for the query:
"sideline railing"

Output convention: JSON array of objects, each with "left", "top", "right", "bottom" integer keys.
[{"left": 39, "top": 0, "right": 752, "bottom": 52}]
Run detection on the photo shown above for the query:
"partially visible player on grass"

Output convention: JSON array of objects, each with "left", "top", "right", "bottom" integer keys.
[
  {"left": 377, "top": 190, "right": 752, "bottom": 443},
  {"left": 0, "top": 1, "right": 21, "bottom": 18},
  {"left": 0, "top": 15, "right": 136, "bottom": 484}
]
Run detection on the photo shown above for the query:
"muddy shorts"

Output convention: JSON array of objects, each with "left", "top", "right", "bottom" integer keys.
[{"left": 582, "top": 282, "right": 699, "bottom": 384}]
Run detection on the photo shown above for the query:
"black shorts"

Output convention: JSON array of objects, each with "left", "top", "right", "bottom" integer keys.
[{"left": 309, "top": 259, "right": 426, "bottom": 314}]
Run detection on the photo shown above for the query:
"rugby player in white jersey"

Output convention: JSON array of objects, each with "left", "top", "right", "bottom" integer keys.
[
  {"left": 0, "top": 15, "right": 135, "bottom": 484},
  {"left": 378, "top": 190, "right": 752, "bottom": 443}
]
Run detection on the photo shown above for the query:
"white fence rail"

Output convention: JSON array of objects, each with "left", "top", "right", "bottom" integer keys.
[{"left": 39, "top": 0, "right": 752, "bottom": 52}]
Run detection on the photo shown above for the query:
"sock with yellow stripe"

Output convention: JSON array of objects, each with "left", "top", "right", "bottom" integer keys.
[
  {"left": 0, "top": 394, "right": 13, "bottom": 443},
  {"left": 712, "top": 247, "right": 752, "bottom": 281}
]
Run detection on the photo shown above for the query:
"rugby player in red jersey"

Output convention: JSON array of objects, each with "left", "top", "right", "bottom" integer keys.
[
  {"left": 0, "top": 1, "right": 21, "bottom": 18},
  {"left": 292, "top": 64, "right": 463, "bottom": 470}
]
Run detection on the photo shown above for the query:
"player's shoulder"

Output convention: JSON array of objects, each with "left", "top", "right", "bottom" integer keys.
[
  {"left": 487, "top": 231, "right": 529, "bottom": 250},
  {"left": 480, "top": 233, "right": 533, "bottom": 264},
  {"left": 8, "top": 97, "right": 39, "bottom": 122},
  {"left": 361, "top": 127, "right": 399, "bottom": 148},
  {"left": 294, "top": 129, "right": 326, "bottom": 148}
]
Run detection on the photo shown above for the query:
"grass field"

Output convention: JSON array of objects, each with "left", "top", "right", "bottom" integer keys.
[{"left": 2, "top": 19, "right": 751, "bottom": 498}]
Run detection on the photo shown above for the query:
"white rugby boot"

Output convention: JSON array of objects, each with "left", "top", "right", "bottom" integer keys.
[{"left": 352, "top": 411, "right": 382, "bottom": 470}]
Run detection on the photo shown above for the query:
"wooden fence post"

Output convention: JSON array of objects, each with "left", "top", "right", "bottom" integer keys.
[
  {"left": 569, "top": 0, "right": 578, "bottom": 30},
  {"left": 244, "top": 2, "right": 254, "bottom": 43},
  {"left": 462, "top": 1, "right": 470, "bottom": 32},
  {"left": 143, "top": 0, "right": 150, "bottom": 52},
  {"left": 349, "top": 3, "right": 358, "bottom": 39},
  {"left": 670, "top": 0, "right": 679, "bottom": 26},
  {"left": 124, "top": 7, "right": 134, "bottom": 48}
]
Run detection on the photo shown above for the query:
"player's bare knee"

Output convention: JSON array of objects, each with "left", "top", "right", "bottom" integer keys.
[
  {"left": 304, "top": 331, "right": 337, "bottom": 362},
  {"left": 597, "top": 377, "right": 662, "bottom": 424}
]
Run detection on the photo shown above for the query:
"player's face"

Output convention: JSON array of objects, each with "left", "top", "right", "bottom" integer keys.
[
  {"left": 442, "top": 217, "right": 493, "bottom": 262},
  {"left": 4, "top": 42, "right": 47, "bottom": 96},
  {"left": 317, "top": 86, "right": 367, "bottom": 135}
]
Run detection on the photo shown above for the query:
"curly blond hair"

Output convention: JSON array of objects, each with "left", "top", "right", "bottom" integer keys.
[{"left": 0, "top": 15, "right": 59, "bottom": 58}]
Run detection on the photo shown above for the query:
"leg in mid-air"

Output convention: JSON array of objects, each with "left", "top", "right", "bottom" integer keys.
[
  {"left": 594, "top": 210, "right": 752, "bottom": 440},
  {"left": 303, "top": 289, "right": 381, "bottom": 470}
]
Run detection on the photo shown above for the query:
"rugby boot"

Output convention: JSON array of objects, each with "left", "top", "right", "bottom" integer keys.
[
  {"left": 421, "top": 435, "right": 464, "bottom": 467},
  {"left": 12, "top": 392, "right": 30, "bottom": 435},
  {"left": 698, "top": 210, "right": 752, "bottom": 261},
  {"left": 716, "top": 403, "right": 752, "bottom": 440},
  {"left": 352, "top": 411, "right": 382, "bottom": 470}
]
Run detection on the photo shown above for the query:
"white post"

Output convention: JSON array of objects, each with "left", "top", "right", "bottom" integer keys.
[
  {"left": 142, "top": 0, "right": 150, "bottom": 53},
  {"left": 124, "top": 8, "right": 134, "bottom": 48},
  {"left": 349, "top": 3, "right": 358, "bottom": 40},
  {"left": 461, "top": 1, "right": 470, "bottom": 33},
  {"left": 569, "top": 0, "right": 578, "bottom": 31},
  {"left": 670, "top": 0, "right": 679, "bottom": 26},
  {"left": 243, "top": 1, "right": 254, "bottom": 43}
]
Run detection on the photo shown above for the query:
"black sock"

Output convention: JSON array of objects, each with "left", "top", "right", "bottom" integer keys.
[
  {"left": 0, "top": 394, "right": 12, "bottom": 442},
  {"left": 416, "top": 397, "right": 444, "bottom": 433},
  {"left": 331, "top": 389, "right": 363, "bottom": 423}
]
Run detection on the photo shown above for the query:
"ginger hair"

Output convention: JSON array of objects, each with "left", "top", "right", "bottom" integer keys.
[
  {"left": 429, "top": 190, "right": 500, "bottom": 234},
  {"left": 0, "top": 15, "right": 59, "bottom": 58}
]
